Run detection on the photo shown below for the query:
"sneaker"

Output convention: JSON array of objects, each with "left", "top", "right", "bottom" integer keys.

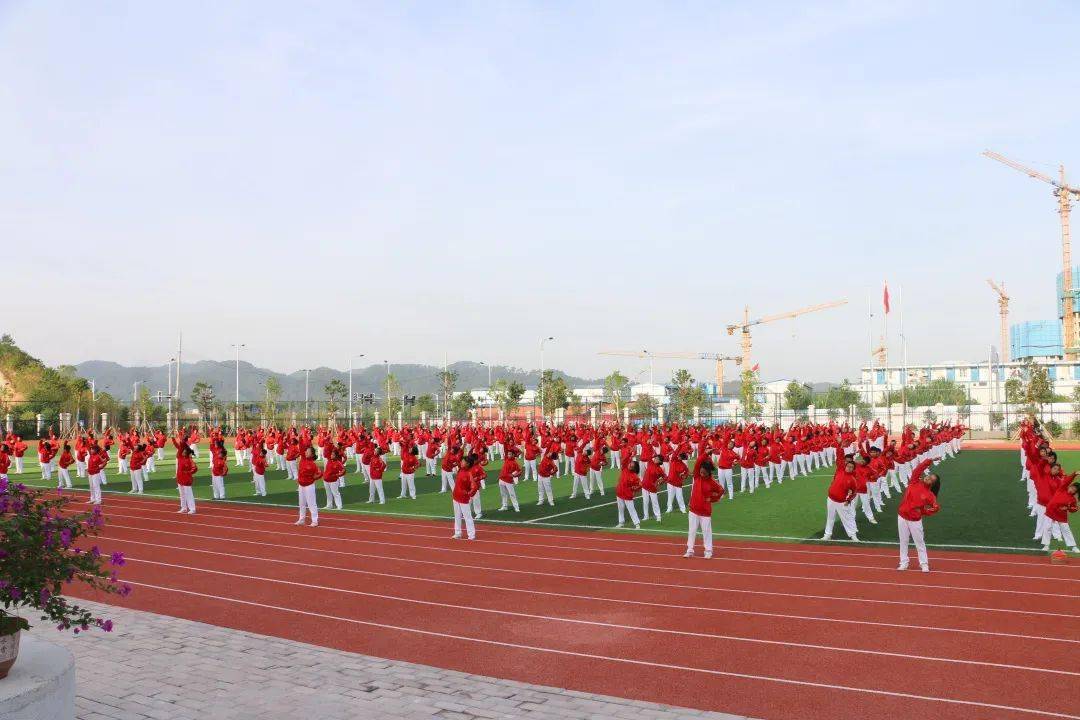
[
  {"left": 896, "top": 564, "right": 909, "bottom": 571},
  {"left": 821, "top": 535, "right": 832, "bottom": 541},
  {"left": 294, "top": 520, "right": 304, "bottom": 525},
  {"left": 176, "top": 509, "right": 186, "bottom": 513},
  {"left": 475, "top": 513, "right": 482, "bottom": 519},
  {"left": 684, "top": 551, "right": 694, "bottom": 558},
  {"left": 920, "top": 566, "right": 930, "bottom": 573},
  {"left": 452, "top": 533, "right": 462, "bottom": 539},
  {"left": 703, "top": 553, "right": 712, "bottom": 559},
  {"left": 1070, "top": 547, "right": 1080, "bottom": 553},
  {"left": 187, "top": 510, "right": 196, "bottom": 515},
  {"left": 868, "top": 518, "right": 878, "bottom": 525},
  {"left": 310, "top": 522, "right": 318, "bottom": 527},
  {"left": 499, "top": 505, "right": 508, "bottom": 511},
  {"left": 633, "top": 524, "right": 640, "bottom": 530},
  {"left": 616, "top": 522, "right": 624, "bottom": 528}
]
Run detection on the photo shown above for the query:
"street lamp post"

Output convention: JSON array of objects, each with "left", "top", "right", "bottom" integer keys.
[
  {"left": 642, "top": 349, "right": 654, "bottom": 387},
  {"left": 383, "top": 360, "right": 390, "bottom": 423},
  {"left": 231, "top": 343, "right": 246, "bottom": 425},
  {"left": 539, "top": 337, "right": 554, "bottom": 421},
  {"left": 348, "top": 354, "right": 366, "bottom": 424},
  {"left": 303, "top": 369, "right": 311, "bottom": 424}
]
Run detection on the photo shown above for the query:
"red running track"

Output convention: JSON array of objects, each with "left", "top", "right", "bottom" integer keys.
[{"left": 63, "top": 493, "right": 1080, "bottom": 720}]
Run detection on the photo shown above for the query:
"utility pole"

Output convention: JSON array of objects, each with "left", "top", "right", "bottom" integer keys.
[{"left": 539, "top": 336, "right": 554, "bottom": 420}]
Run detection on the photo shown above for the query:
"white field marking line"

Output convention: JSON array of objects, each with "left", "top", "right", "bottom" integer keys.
[
  {"left": 41, "top": 479, "right": 1061, "bottom": 556},
  {"left": 97, "top": 521, "right": 1079, "bottom": 620},
  {"left": 91, "top": 493, "right": 1075, "bottom": 570},
  {"left": 90, "top": 501, "right": 1078, "bottom": 585},
  {"left": 522, "top": 497, "right": 620, "bottom": 521},
  {"left": 122, "top": 555, "right": 1080, "bottom": 679},
  {"left": 112, "top": 580, "right": 1080, "bottom": 720},
  {"left": 111, "top": 536, "right": 1080, "bottom": 646}
]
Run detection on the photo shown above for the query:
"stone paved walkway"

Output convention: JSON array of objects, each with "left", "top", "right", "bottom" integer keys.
[{"left": 30, "top": 599, "right": 750, "bottom": 720}]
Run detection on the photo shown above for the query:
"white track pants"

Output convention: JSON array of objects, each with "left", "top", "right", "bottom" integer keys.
[
  {"left": 323, "top": 480, "right": 343, "bottom": 509},
  {"left": 641, "top": 490, "right": 661, "bottom": 520},
  {"left": 89, "top": 472, "right": 104, "bottom": 503},
  {"left": 718, "top": 468, "right": 734, "bottom": 497},
  {"left": 898, "top": 516, "right": 928, "bottom": 569},
  {"left": 616, "top": 497, "right": 640, "bottom": 527},
  {"left": 823, "top": 498, "right": 858, "bottom": 540},
  {"left": 400, "top": 473, "right": 416, "bottom": 499},
  {"left": 253, "top": 473, "right": 266, "bottom": 496},
  {"left": 57, "top": 468, "right": 72, "bottom": 489},
  {"left": 178, "top": 485, "right": 196, "bottom": 513},
  {"left": 537, "top": 477, "right": 554, "bottom": 505},
  {"left": 211, "top": 475, "right": 225, "bottom": 499},
  {"left": 498, "top": 481, "right": 520, "bottom": 511},
  {"left": 687, "top": 512, "right": 713, "bottom": 556},
  {"left": 297, "top": 485, "right": 318, "bottom": 524},
  {"left": 368, "top": 479, "right": 385, "bottom": 504},
  {"left": 453, "top": 500, "right": 476, "bottom": 539},
  {"left": 130, "top": 469, "right": 144, "bottom": 494},
  {"left": 666, "top": 485, "right": 686, "bottom": 512}
]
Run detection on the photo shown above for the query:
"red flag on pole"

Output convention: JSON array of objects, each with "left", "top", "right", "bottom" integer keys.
[
  {"left": 883, "top": 282, "right": 891, "bottom": 314},
  {"left": 751, "top": 363, "right": 760, "bottom": 373}
]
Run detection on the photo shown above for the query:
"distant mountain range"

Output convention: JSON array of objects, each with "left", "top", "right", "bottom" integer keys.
[
  {"left": 73, "top": 360, "right": 605, "bottom": 402},
  {"left": 73, "top": 359, "right": 836, "bottom": 402}
]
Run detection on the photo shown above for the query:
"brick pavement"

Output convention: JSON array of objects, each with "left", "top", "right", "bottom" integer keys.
[{"left": 30, "top": 599, "right": 752, "bottom": 720}]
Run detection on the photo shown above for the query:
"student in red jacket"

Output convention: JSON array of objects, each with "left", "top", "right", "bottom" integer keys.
[
  {"left": 640, "top": 455, "right": 665, "bottom": 522},
  {"left": 399, "top": 445, "right": 420, "bottom": 499},
  {"left": 210, "top": 447, "right": 229, "bottom": 500},
  {"left": 322, "top": 450, "right": 346, "bottom": 510},
  {"left": 86, "top": 445, "right": 108, "bottom": 505},
  {"left": 1042, "top": 478, "right": 1079, "bottom": 553},
  {"left": 497, "top": 450, "right": 522, "bottom": 512},
  {"left": 366, "top": 448, "right": 388, "bottom": 504},
  {"left": 451, "top": 455, "right": 479, "bottom": 540},
  {"left": 666, "top": 452, "right": 689, "bottom": 513},
  {"left": 128, "top": 443, "right": 147, "bottom": 494},
  {"left": 251, "top": 447, "right": 268, "bottom": 497},
  {"left": 295, "top": 446, "right": 322, "bottom": 526},
  {"left": 57, "top": 443, "right": 74, "bottom": 489},
  {"left": 897, "top": 458, "right": 941, "bottom": 572},
  {"left": 176, "top": 445, "right": 198, "bottom": 514},
  {"left": 685, "top": 459, "right": 725, "bottom": 558},
  {"left": 822, "top": 446, "right": 859, "bottom": 542},
  {"left": 536, "top": 451, "right": 557, "bottom": 506},
  {"left": 615, "top": 462, "right": 642, "bottom": 530}
]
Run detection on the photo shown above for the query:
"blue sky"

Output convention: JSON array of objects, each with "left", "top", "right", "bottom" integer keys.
[{"left": 2, "top": 1, "right": 1078, "bottom": 383}]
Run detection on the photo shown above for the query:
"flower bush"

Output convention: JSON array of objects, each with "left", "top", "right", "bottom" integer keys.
[{"left": 0, "top": 477, "right": 129, "bottom": 635}]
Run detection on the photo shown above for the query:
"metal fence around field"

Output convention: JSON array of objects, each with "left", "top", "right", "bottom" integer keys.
[{"left": 3, "top": 395, "right": 1076, "bottom": 440}]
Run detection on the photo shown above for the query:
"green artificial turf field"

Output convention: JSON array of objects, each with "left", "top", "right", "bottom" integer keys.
[{"left": 14, "top": 445, "right": 1080, "bottom": 553}]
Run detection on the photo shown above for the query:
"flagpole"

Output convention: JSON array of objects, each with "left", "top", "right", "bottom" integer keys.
[
  {"left": 867, "top": 292, "right": 875, "bottom": 414},
  {"left": 899, "top": 285, "right": 907, "bottom": 428},
  {"left": 884, "top": 283, "right": 891, "bottom": 434}
]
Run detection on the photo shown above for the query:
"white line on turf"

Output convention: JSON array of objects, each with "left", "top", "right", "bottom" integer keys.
[{"left": 114, "top": 580, "right": 1080, "bottom": 719}]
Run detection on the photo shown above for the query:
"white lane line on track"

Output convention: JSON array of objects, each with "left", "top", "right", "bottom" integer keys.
[
  {"left": 89, "top": 510, "right": 1078, "bottom": 599},
  {"left": 97, "top": 521, "right": 1079, "bottom": 619},
  {"left": 120, "top": 556, "right": 1080, "bottom": 677},
  {"left": 90, "top": 493, "right": 1078, "bottom": 570},
  {"left": 87, "top": 501, "right": 1078, "bottom": 583},
  {"left": 108, "top": 536, "right": 1080, "bottom": 646},
  {"left": 111, "top": 580, "right": 1080, "bottom": 720}
]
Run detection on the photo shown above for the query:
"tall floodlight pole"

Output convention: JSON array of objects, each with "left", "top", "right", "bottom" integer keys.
[
  {"left": 304, "top": 369, "right": 311, "bottom": 424},
  {"left": 348, "top": 354, "right": 366, "bottom": 423},
  {"left": 539, "top": 337, "right": 554, "bottom": 420}
]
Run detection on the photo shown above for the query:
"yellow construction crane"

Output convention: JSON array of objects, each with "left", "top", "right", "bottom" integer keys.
[
  {"left": 725, "top": 299, "right": 848, "bottom": 370},
  {"left": 986, "top": 279, "right": 1010, "bottom": 362},
  {"left": 983, "top": 150, "right": 1080, "bottom": 359},
  {"left": 598, "top": 350, "right": 742, "bottom": 389}
]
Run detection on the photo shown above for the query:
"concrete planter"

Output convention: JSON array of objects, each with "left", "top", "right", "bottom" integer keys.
[{"left": 0, "top": 629, "right": 18, "bottom": 679}]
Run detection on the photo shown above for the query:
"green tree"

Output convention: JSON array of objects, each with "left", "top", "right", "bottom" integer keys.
[
  {"left": 1023, "top": 359, "right": 1053, "bottom": 405},
  {"left": 383, "top": 373, "right": 402, "bottom": 419},
  {"left": 450, "top": 391, "right": 475, "bottom": 420},
  {"left": 631, "top": 393, "right": 659, "bottom": 417},
  {"left": 739, "top": 369, "right": 762, "bottom": 419},
  {"left": 438, "top": 370, "right": 458, "bottom": 419},
  {"left": 190, "top": 382, "right": 215, "bottom": 424},
  {"left": 784, "top": 381, "right": 813, "bottom": 411},
  {"left": 602, "top": 370, "right": 630, "bottom": 418},
  {"left": 490, "top": 379, "right": 525, "bottom": 419},
  {"left": 671, "top": 369, "right": 706, "bottom": 422},
  {"left": 884, "top": 379, "right": 968, "bottom": 407},
  {"left": 1004, "top": 377, "right": 1024, "bottom": 404},
  {"left": 415, "top": 394, "right": 437, "bottom": 418},
  {"left": 323, "top": 379, "right": 347, "bottom": 422},
  {"left": 538, "top": 370, "right": 571, "bottom": 418},
  {"left": 262, "top": 377, "right": 282, "bottom": 425}
]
